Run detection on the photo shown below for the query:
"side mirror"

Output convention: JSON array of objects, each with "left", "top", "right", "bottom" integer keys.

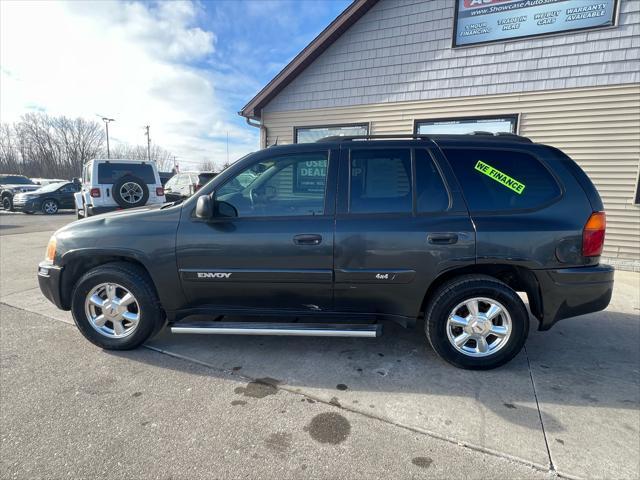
[{"left": 195, "top": 195, "right": 213, "bottom": 219}]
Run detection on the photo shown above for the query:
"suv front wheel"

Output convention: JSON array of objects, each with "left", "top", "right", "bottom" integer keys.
[
  {"left": 425, "top": 275, "right": 529, "bottom": 370},
  {"left": 71, "top": 262, "right": 164, "bottom": 350}
]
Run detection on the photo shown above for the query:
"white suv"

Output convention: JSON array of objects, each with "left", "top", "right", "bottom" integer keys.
[{"left": 75, "top": 159, "right": 165, "bottom": 218}]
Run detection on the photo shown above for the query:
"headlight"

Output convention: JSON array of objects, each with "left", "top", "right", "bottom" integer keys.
[{"left": 45, "top": 236, "right": 57, "bottom": 263}]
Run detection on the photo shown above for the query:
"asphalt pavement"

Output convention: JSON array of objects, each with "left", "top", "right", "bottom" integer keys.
[{"left": 0, "top": 210, "right": 638, "bottom": 479}]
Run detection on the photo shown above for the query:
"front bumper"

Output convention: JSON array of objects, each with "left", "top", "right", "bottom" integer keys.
[
  {"left": 534, "top": 264, "right": 614, "bottom": 330},
  {"left": 37, "top": 262, "right": 66, "bottom": 310},
  {"left": 12, "top": 197, "right": 40, "bottom": 212}
]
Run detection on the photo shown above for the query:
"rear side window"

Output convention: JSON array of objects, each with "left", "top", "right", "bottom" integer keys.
[
  {"left": 97, "top": 163, "right": 156, "bottom": 184},
  {"left": 349, "top": 148, "right": 412, "bottom": 214},
  {"left": 444, "top": 148, "right": 560, "bottom": 212},
  {"left": 415, "top": 149, "right": 450, "bottom": 213}
]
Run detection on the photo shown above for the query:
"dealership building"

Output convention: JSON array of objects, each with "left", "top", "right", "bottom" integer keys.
[{"left": 240, "top": 0, "right": 640, "bottom": 269}]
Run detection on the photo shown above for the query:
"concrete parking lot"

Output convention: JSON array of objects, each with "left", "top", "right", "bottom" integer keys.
[{"left": 1, "top": 210, "right": 638, "bottom": 479}]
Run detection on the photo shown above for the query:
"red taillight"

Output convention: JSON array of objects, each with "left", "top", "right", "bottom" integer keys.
[
  {"left": 90, "top": 188, "right": 101, "bottom": 198},
  {"left": 582, "top": 211, "right": 606, "bottom": 257},
  {"left": 156, "top": 187, "right": 164, "bottom": 196},
  {"left": 194, "top": 183, "right": 202, "bottom": 191}
]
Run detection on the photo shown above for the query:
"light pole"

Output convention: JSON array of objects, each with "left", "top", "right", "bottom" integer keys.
[
  {"left": 101, "top": 117, "right": 115, "bottom": 159},
  {"left": 144, "top": 125, "right": 151, "bottom": 161}
]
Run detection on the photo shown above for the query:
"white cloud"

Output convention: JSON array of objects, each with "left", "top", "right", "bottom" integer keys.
[{"left": 0, "top": 0, "right": 258, "bottom": 169}]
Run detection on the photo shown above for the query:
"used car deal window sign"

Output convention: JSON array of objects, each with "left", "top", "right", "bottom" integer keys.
[{"left": 453, "top": 0, "right": 619, "bottom": 47}]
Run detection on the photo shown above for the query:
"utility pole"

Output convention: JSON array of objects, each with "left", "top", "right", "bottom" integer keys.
[
  {"left": 100, "top": 117, "right": 115, "bottom": 159},
  {"left": 144, "top": 125, "right": 151, "bottom": 161}
]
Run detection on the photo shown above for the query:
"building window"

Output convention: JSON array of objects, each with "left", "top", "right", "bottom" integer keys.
[
  {"left": 414, "top": 115, "right": 518, "bottom": 135},
  {"left": 295, "top": 124, "right": 368, "bottom": 143}
]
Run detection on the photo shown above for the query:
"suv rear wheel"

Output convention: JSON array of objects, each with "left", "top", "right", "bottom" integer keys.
[
  {"left": 71, "top": 262, "right": 163, "bottom": 350},
  {"left": 425, "top": 275, "right": 529, "bottom": 370}
]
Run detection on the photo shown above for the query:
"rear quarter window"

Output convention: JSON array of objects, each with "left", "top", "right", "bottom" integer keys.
[
  {"left": 97, "top": 163, "right": 156, "bottom": 184},
  {"left": 444, "top": 148, "right": 561, "bottom": 212}
]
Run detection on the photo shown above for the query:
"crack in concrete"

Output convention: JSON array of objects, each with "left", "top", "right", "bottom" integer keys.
[
  {"left": 2, "top": 300, "right": 568, "bottom": 479},
  {"left": 525, "top": 344, "right": 558, "bottom": 477}
]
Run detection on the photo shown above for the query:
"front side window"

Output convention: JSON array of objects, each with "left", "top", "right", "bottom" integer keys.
[
  {"left": 349, "top": 148, "right": 412, "bottom": 214},
  {"left": 97, "top": 163, "right": 155, "bottom": 184},
  {"left": 59, "top": 184, "right": 77, "bottom": 193},
  {"left": 416, "top": 116, "right": 517, "bottom": 135},
  {"left": 444, "top": 148, "right": 561, "bottom": 212},
  {"left": 295, "top": 124, "right": 368, "bottom": 143},
  {"left": 217, "top": 152, "right": 329, "bottom": 217}
]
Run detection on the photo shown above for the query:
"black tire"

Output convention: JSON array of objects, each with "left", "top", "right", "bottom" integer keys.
[
  {"left": 24, "top": 211, "right": 34, "bottom": 215},
  {"left": 71, "top": 262, "right": 163, "bottom": 350},
  {"left": 112, "top": 175, "right": 149, "bottom": 208},
  {"left": 2, "top": 195, "right": 13, "bottom": 211},
  {"left": 425, "top": 275, "right": 529, "bottom": 370},
  {"left": 41, "top": 199, "right": 58, "bottom": 215}
]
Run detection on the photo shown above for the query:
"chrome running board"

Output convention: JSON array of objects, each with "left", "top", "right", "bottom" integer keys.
[{"left": 170, "top": 322, "right": 381, "bottom": 338}]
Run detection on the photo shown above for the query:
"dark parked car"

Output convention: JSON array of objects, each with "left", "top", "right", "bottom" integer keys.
[
  {"left": 13, "top": 181, "right": 80, "bottom": 214},
  {"left": 164, "top": 171, "right": 218, "bottom": 202},
  {"left": 37, "top": 134, "right": 613, "bottom": 369},
  {"left": 0, "top": 174, "right": 40, "bottom": 210}
]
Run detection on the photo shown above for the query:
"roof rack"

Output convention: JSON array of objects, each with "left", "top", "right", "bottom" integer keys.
[
  {"left": 316, "top": 132, "right": 532, "bottom": 143},
  {"left": 317, "top": 134, "right": 433, "bottom": 142}
]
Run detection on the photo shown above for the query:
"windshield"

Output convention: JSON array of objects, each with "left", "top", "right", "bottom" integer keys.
[
  {"left": 35, "top": 182, "right": 67, "bottom": 193},
  {"left": 0, "top": 175, "right": 34, "bottom": 185}
]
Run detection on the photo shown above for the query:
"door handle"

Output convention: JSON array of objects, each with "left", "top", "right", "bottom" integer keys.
[
  {"left": 428, "top": 233, "right": 459, "bottom": 245},
  {"left": 293, "top": 234, "right": 322, "bottom": 246}
]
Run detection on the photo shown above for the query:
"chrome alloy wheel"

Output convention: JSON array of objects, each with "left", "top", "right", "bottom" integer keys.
[
  {"left": 43, "top": 200, "right": 58, "bottom": 214},
  {"left": 119, "top": 182, "right": 143, "bottom": 204},
  {"left": 84, "top": 283, "right": 141, "bottom": 338},
  {"left": 446, "top": 297, "right": 512, "bottom": 357}
]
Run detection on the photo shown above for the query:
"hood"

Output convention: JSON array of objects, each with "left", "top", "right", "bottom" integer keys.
[
  {"left": 1, "top": 184, "right": 39, "bottom": 193},
  {"left": 58, "top": 202, "right": 170, "bottom": 233},
  {"left": 53, "top": 202, "right": 182, "bottom": 259}
]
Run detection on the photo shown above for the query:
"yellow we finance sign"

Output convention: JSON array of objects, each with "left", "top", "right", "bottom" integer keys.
[{"left": 474, "top": 160, "right": 526, "bottom": 195}]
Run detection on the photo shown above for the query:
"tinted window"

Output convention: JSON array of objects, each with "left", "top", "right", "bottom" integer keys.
[
  {"left": 444, "top": 148, "right": 560, "bottom": 212},
  {"left": 415, "top": 149, "right": 449, "bottom": 212},
  {"left": 349, "top": 149, "right": 411, "bottom": 214},
  {"left": 97, "top": 163, "right": 155, "bottom": 184},
  {"left": 0, "top": 175, "right": 34, "bottom": 185},
  {"left": 217, "top": 152, "right": 328, "bottom": 217}
]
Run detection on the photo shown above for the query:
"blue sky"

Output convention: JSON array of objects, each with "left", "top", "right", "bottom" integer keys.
[{"left": 0, "top": 0, "right": 351, "bottom": 168}]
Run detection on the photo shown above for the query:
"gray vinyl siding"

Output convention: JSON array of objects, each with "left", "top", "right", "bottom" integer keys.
[{"left": 264, "top": 0, "right": 640, "bottom": 113}]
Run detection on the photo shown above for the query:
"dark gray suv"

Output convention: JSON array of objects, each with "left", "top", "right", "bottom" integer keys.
[{"left": 38, "top": 134, "right": 613, "bottom": 369}]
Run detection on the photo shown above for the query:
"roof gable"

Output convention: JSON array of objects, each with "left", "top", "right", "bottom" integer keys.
[{"left": 239, "top": 0, "right": 378, "bottom": 119}]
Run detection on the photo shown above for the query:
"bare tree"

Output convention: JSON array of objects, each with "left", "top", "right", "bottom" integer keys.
[
  {"left": 0, "top": 113, "right": 104, "bottom": 179},
  {"left": 0, "top": 113, "right": 176, "bottom": 178},
  {"left": 109, "top": 143, "right": 175, "bottom": 171},
  {"left": 199, "top": 160, "right": 215, "bottom": 171}
]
